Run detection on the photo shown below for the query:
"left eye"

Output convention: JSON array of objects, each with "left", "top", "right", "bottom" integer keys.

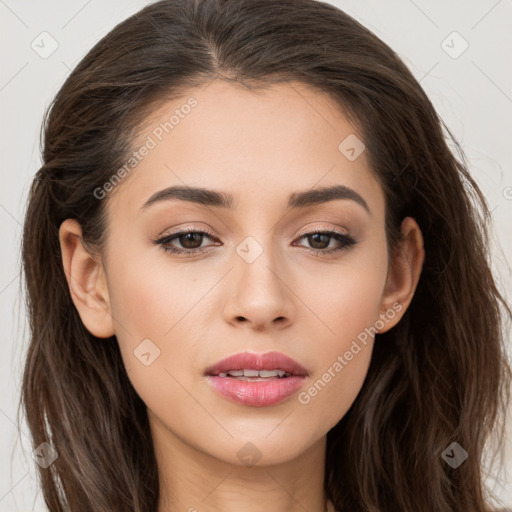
[
  {"left": 295, "top": 231, "right": 356, "bottom": 252},
  {"left": 154, "top": 229, "right": 357, "bottom": 256}
]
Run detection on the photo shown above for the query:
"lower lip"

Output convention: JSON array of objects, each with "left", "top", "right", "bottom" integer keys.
[{"left": 206, "top": 375, "right": 307, "bottom": 407}]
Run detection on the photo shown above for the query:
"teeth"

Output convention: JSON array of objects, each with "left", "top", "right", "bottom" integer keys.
[
  {"left": 227, "top": 370, "right": 244, "bottom": 376},
  {"left": 243, "top": 369, "right": 259, "bottom": 377},
  {"left": 259, "top": 370, "right": 281, "bottom": 378},
  {"left": 217, "top": 369, "right": 289, "bottom": 378}
]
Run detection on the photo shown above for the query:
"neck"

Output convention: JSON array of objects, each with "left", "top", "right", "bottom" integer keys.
[{"left": 150, "top": 413, "right": 331, "bottom": 512}]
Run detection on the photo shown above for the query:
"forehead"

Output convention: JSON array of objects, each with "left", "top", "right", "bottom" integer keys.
[{"left": 106, "top": 79, "right": 385, "bottom": 220}]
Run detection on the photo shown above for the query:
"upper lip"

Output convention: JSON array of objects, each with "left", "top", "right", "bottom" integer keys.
[{"left": 205, "top": 350, "right": 309, "bottom": 377}]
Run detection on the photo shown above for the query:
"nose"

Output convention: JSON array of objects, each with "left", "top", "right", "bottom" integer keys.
[{"left": 222, "top": 237, "right": 295, "bottom": 331}]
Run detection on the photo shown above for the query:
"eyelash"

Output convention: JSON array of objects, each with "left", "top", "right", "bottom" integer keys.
[{"left": 153, "top": 226, "right": 357, "bottom": 258}]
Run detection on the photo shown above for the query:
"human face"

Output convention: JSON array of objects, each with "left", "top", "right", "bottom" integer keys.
[{"left": 101, "top": 79, "right": 390, "bottom": 466}]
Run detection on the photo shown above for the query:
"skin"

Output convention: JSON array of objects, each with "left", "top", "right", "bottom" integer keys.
[{"left": 59, "top": 79, "right": 424, "bottom": 512}]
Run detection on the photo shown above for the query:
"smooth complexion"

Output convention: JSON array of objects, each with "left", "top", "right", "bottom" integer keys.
[{"left": 59, "top": 80, "right": 424, "bottom": 512}]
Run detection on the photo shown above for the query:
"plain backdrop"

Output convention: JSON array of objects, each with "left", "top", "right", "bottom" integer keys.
[{"left": 1, "top": 0, "right": 511, "bottom": 510}]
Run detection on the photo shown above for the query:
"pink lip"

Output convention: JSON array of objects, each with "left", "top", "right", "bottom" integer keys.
[{"left": 204, "top": 351, "right": 309, "bottom": 407}]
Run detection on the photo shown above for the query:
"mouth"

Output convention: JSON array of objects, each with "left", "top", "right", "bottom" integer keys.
[
  {"left": 204, "top": 351, "right": 309, "bottom": 407},
  {"left": 216, "top": 369, "right": 292, "bottom": 380}
]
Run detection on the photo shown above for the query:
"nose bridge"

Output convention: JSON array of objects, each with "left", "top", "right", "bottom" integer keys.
[
  {"left": 235, "top": 230, "right": 284, "bottom": 295},
  {"left": 225, "top": 229, "right": 294, "bottom": 328}
]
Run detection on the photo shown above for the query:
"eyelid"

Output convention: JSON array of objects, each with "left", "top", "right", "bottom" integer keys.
[
  {"left": 157, "top": 224, "right": 217, "bottom": 238},
  {"left": 157, "top": 223, "right": 350, "bottom": 243},
  {"left": 294, "top": 224, "right": 350, "bottom": 238}
]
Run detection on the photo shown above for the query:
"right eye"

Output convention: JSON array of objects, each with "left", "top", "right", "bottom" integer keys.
[{"left": 154, "top": 228, "right": 220, "bottom": 256}]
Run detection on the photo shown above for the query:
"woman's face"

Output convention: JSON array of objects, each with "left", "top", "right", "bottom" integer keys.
[{"left": 66, "top": 79, "right": 422, "bottom": 467}]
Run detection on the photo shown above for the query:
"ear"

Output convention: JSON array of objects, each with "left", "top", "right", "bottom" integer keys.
[
  {"left": 377, "top": 217, "right": 425, "bottom": 333},
  {"left": 59, "top": 219, "right": 115, "bottom": 338}
]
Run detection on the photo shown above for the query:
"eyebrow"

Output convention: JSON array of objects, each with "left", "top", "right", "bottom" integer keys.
[{"left": 140, "top": 184, "right": 370, "bottom": 214}]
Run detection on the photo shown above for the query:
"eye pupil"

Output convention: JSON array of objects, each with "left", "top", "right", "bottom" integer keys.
[
  {"left": 180, "top": 232, "right": 203, "bottom": 249},
  {"left": 309, "top": 233, "right": 330, "bottom": 249}
]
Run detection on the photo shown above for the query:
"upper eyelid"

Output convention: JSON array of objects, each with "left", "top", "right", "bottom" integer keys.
[
  {"left": 295, "top": 225, "right": 349, "bottom": 237},
  {"left": 162, "top": 220, "right": 350, "bottom": 236}
]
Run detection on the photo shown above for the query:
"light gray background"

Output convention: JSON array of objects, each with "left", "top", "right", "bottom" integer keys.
[{"left": 1, "top": 0, "right": 511, "bottom": 510}]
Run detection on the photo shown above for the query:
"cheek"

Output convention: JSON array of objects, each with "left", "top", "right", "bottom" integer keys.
[
  {"left": 291, "top": 245, "right": 388, "bottom": 426},
  {"left": 298, "top": 241, "right": 389, "bottom": 348},
  {"left": 106, "top": 245, "right": 209, "bottom": 342}
]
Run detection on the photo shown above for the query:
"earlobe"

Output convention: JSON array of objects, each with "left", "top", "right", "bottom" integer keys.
[
  {"left": 378, "top": 217, "right": 425, "bottom": 334},
  {"left": 59, "top": 219, "right": 115, "bottom": 338}
]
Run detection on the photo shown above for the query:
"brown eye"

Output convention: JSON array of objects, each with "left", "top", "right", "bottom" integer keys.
[
  {"left": 155, "top": 229, "right": 219, "bottom": 257},
  {"left": 294, "top": 230, "right": 357, "bottom": 255},
  {"left": 176, "top": 232, "right": 206, "bottom": 249}
]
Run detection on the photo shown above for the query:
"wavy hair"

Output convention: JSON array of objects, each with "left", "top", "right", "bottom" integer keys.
[{"left": 19, "top": 0, "right": 511, "bottom": 510}]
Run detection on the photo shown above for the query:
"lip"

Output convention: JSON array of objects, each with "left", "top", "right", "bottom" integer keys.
[
  {"left": 205, "top": 350, "right": 309, "bottom": 377},
  {"left": 204, "top": 351, "right": 309, "bottom": 407}
]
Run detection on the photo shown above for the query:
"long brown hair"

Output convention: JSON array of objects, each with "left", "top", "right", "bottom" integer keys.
[{"left": 19, "top": 0, "right": 511, "bottom": 510}]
